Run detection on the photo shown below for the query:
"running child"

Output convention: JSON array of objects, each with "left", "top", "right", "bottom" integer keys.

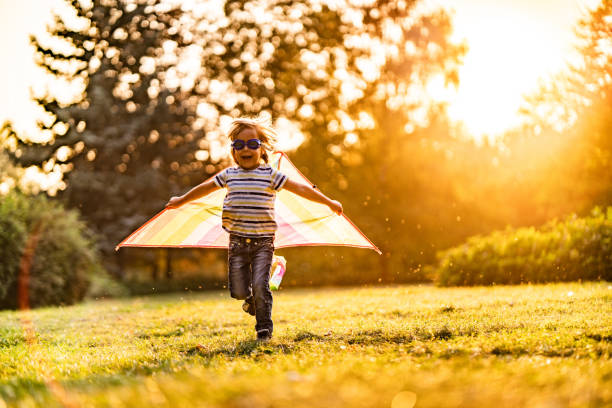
[{"left": 165, "top": 116, "right": 342, "bottom": 341}]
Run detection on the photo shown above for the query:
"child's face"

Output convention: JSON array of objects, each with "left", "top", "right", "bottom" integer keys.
[{"left": 231, "top": 127, "right": 262, "bottom": 170}]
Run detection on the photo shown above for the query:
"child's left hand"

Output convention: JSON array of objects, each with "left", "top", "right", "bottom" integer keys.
[
  {"left": 329, "top": 200, "right": 343, "bottom": 215},
  {"left": 165, "top": 196, "right": 183, "bottom": 208}
]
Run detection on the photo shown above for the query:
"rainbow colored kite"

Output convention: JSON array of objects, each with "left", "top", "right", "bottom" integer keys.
[{"left": 116, "top": 152, "right": 380, "bottom": 254}]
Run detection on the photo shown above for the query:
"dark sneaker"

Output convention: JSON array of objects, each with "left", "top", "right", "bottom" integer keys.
[
  {"left": 256, "top": 329, "right": 272, "bottom": 341},
  {"left": 242, "top": 296, "right": 255, "bottom": 316}
]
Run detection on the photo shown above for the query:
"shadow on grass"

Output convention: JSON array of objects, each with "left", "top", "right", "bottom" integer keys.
[
  {"left": 583, "top": 333, "right": 612, "bottom": 343},
  {"left": 183, "top": 326, "right": 453, "bottom": 360},
  {"left": 185, "top": 339, "right": 295, "bottom": 358}
]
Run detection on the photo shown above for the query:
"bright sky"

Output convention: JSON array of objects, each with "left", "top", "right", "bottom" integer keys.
[
  {"left": 430, "top": 0, "right": 597, "bottom": 141},
  {"left": 0, "top": 0, "right": 599, "bottom": 142},
  {"left": 0, "top": 0, "right": 64, "bottom": 138}
]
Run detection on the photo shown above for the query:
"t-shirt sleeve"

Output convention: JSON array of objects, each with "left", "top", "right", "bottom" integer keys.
[
  {"left": 270, "top": 168, "right": 288, "bottom": 191},
  {"left": 213, "top": 169, "right": 228, "bottom": 188}
]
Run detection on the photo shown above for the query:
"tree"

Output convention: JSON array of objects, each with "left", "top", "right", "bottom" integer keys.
[
  {"left": 0, "top": 122, "right": 23, "bottom": 193},
  {"left": 521, "top": 1, "right": 611, "bottom": 197},
  {"left": 0, "top": 191, "right": 99, "bottom": 309},
  {"left": 10, "top": 0, "right": 213, "bottom": 274}
]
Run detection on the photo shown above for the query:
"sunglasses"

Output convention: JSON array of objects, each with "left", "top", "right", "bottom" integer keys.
[{"left": 232, "top": 138, "right": 262, "bottom": 150}]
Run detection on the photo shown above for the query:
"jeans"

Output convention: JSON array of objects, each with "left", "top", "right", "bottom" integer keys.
[{"left": 228, "top": 234, "right": 274, "bottom": 334}]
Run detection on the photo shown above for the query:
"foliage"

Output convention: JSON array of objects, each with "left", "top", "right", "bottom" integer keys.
[
  {"left": 0, "top": 283, "right": 609, "bottom": 407},
  {"left": 518, "top": 0, "right": 612, "bottom": 209},
  {"left": 433, "top": 207, "right": 612, "bottom": 286},
  {"left": 6, "top": 0, "right": 465, "bottom": 281},
  {"left": 522, "top": 0, "right": 611, "bottom": 131},
  {"left": 0, "top": 122, "right": 23, "bottom": 194},
  {"left": 0, "top": 191, "right": 101, "bottom": 309},
  {"left": 283, "top": 3, "right": 465, "bottom": 282},
  {"left": 282, "top": 0, "right": 612, "bottom": 284},
  {"left": 189, "top": 0, "right": 462, "bottom": 282},
  {"left": 86, "top": 270, "right": 130, "bottom": 299},
  {"left": 0, "top": 195, "right": 26, "bottom": 302},
  {"left": 7, "top": 0, "right": 212, "bottom": 274}
]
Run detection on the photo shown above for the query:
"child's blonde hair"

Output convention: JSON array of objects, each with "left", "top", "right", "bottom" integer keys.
[{"left": 228, "top": 115, "right": 277, "bottom": 163}]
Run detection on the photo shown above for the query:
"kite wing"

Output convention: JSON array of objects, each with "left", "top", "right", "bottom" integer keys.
[{"left": 116, "top": 152, "right": 380, "bottom": 254}]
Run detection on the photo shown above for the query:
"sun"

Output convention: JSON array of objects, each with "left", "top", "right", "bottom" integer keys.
[{"left": 429, "top": 0, "right": 594, "bottom": 142}]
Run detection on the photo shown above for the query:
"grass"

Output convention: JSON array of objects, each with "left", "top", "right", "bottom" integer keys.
[{"left": 0, "top": 282, "right": 610, "bottom": 407}]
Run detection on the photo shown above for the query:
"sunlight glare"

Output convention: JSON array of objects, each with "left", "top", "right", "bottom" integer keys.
[
  {"left": 430, "top": 0, "right": 596, "bottom": 141},
  {"left": 448, "top": 17, "right": 561, "bottom": 137}
]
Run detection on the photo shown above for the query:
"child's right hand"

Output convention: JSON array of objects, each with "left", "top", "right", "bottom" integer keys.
[{"left": 165, "top": 196, "right": 183, "bottom": 208}]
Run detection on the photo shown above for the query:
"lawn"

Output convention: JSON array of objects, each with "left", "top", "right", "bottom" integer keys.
[{"left": 0, "top": 282, "right": 610, "bottom": 407}]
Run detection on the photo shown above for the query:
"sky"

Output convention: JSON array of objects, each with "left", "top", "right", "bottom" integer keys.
[
  {"left": 431, "top": 0, "right": 597, "bottom": 140},
  {"left": 0, "top": 0, "right": 599, "bottom": 142},
  {"left": 0, "top": 0, "right": 65, "bottom": 139}
]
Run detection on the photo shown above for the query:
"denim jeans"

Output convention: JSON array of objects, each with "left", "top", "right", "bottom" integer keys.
[{"left": 228, "top": 234, "right": 274, "bottom": 334}]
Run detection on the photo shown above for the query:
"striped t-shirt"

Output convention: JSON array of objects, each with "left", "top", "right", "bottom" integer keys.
[{"left": 213, "top": 165, "right": 288, "bottom": 237}]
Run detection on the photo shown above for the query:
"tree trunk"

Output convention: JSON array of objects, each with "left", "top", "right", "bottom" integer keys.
[
  {"left": 165, "top": 248, "right": 173, "bottom": 279},
  {"left": 115, "top": 250, "right": 125, "bottom": 278},
  {"left": 152, "top": 249, "right": 160, "bottom": 280}
]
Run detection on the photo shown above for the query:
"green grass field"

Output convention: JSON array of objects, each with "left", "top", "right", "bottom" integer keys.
[{"left": 0, "top": 283, "right": 610, "bottom": 407}]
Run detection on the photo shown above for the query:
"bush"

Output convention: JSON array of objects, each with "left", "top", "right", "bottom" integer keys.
[
  {"left": 433, "top": 207, "right": 612, "bottom": 286},
  {"left": 0, "top": 192, "right": 102, "bottom": 309},
  {"left": 0, "top": 202, "right": 26, "bottom": 301},
  {"left": 86, "top": 271, "right": 130, "bottom": 299}
]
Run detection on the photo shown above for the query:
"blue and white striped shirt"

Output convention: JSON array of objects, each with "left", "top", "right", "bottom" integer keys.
[{"left": 213, "top": 165, "right": 288, "bottom": 237}]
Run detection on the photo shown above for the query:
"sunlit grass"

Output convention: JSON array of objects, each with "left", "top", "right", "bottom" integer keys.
[{"left": 0, "top": 283, "right": 610, "bottom": 407}]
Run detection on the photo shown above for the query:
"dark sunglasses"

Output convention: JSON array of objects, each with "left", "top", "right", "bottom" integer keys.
[{"left": 232, "top": 138, "right": 262, "bottom": 150}]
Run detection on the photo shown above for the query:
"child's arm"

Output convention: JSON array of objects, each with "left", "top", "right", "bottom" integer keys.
[
  {"left": 283, "top": 179, "right": 343, "bottom": 215},
  {"left": 165, "top": 179, "right": 220, "bottom": 208}
]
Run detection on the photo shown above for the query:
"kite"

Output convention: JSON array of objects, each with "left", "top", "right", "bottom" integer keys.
[{"left": 116, "top": 151, "right": 381, "bottom": 254}]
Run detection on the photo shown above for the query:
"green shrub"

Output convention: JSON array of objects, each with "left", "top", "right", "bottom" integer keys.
[
  {"left": 86, "top": 271, "right": 130, "bottom": 299},
  {"left": 0, "top": 191, "right": 101, "bottom": 309},
  {"left": 433, "top": 207, "right": 612, "bottom": 286},
  {"left": 0, "top": 200, "right": 26, "bottom": 301}
]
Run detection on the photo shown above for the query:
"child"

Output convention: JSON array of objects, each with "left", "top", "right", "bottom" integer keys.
[{"left": 166, "top": 116, "right": 342, "bottom": 341}]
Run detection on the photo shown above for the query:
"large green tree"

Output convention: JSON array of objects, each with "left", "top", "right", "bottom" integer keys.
[{"left": 10, "top": 0, "right": 212, "bottom": 274}]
